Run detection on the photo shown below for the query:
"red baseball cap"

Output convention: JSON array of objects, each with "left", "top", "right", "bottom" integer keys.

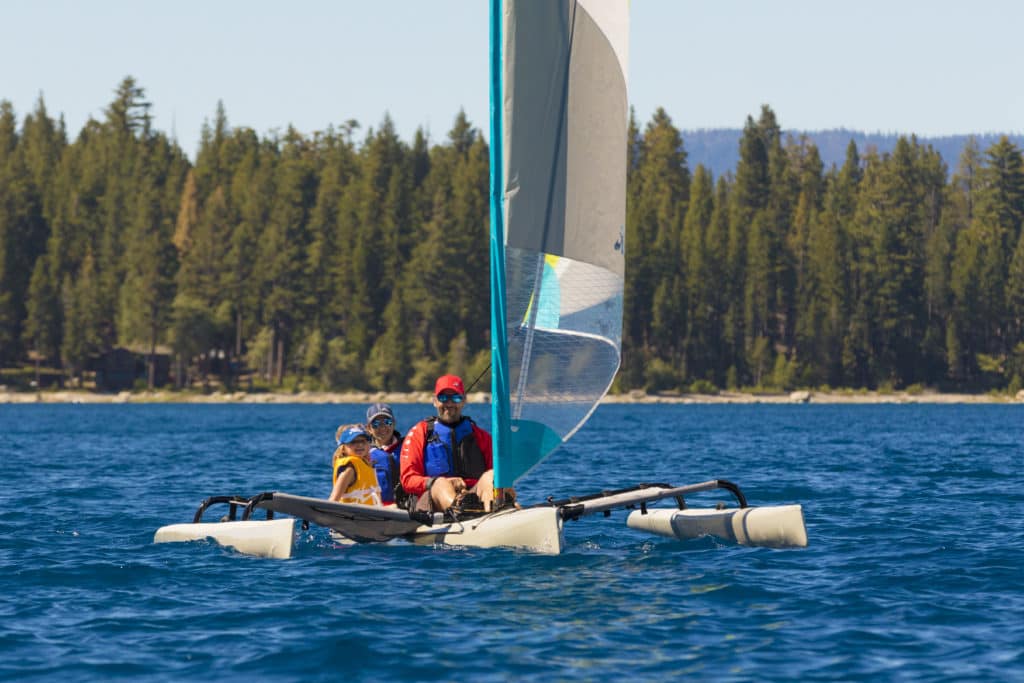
[{"left": 434, "top": 374, "right": 465, "bottom": 396}]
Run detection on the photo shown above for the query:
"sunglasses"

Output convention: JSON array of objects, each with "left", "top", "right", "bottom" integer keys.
[
  {"left": 436, "top": 393, "right": 464, "bottom": 404},
  {"left": 370, "top": 417, "right": 394, "bottom": 428}
]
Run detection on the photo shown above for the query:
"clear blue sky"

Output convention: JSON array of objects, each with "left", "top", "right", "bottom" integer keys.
[{"left": 3, "top": 1, "right": 1022, "bottom": 159}]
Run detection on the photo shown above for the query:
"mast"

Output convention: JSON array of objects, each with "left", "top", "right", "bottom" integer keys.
[{"left": 489, "top": 0, "right": 512, "bottom": 490}]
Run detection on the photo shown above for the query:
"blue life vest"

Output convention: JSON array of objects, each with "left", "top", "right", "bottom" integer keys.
[
  {"left": 423, "top": 417, "right": 488, "bottom": 480},
  {"left": 370, "top": 448, "right": 399, "bottom": 504}
]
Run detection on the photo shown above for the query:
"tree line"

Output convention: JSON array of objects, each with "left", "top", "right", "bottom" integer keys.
[{"left": 2, "top": 78, "right": 1023, "bottom": 394}]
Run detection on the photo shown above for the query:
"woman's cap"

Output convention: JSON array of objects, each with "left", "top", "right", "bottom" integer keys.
[
  {"left": 366, "top": 402, "right": 395, "bottom": 423},
  {"left": 338, "top": 426, "right": 371, "bottom": 445}
]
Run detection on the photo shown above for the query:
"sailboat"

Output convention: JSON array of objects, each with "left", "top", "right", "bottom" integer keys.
[{"left": 154, "top": 0, "right": 807, "bottom": 559}]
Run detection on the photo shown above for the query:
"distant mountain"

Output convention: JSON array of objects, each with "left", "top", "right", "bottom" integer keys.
[{"left": 681, "top": 129, "right": 1024, "bottom": 180}]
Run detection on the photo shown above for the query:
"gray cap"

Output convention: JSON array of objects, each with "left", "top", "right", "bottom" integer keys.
[{"left": 366, "top": 402, "right": 395, "bottom": 423}]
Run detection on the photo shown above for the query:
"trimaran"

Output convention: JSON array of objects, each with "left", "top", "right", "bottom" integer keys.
[{"left": 155, "top": 0, "right": 807, "bottom": 559}]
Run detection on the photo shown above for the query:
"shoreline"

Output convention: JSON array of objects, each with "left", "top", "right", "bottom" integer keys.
[{"left": 2, "top": 388, "right": 1022, "bottom": 405}]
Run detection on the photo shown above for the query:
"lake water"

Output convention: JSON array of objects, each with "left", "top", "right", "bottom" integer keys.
[{"left": 1, "top": 402, "right": 1022, "bottom": 681}]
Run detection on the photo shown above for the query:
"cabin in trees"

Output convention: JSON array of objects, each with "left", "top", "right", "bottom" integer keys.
[{"left": 92, "top": 348, "right": 170, "bottom": 391}]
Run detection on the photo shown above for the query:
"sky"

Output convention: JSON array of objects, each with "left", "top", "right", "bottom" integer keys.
[{"left": 3, "top": 0, "right": 1023, "bottom": 159}]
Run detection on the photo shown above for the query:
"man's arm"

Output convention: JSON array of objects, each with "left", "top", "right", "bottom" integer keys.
[{"left": 400, "top": 422, "right": 430, "bottom": 495}]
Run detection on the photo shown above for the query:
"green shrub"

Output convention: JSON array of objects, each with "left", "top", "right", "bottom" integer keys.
[
  {"left": 689, "top": 379, "right": 718, "bottom": 395},
  {"left": 644, "top": 358, "right": 680, "bottom": 392}
]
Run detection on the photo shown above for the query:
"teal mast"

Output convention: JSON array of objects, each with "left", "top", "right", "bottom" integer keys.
[{"left": 489, "top": 0, "right": 512, "bottom": 489}]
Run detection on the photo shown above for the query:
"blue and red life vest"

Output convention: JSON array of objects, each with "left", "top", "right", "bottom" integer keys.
[{"left": 423, "top": 417, "right": 488, "bottom": 480}]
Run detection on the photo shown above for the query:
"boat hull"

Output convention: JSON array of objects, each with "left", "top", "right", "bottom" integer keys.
[
  {"left": 626, "top": 504, "right": 807, "bottom": 548},
  {"left": 261, "top": 493, "right": 564, "bottom": 553},
  {"left": 153, "top": 518, "right": 296, "bottom": 559},
  {"left": 154, "top": 499, "right": 564, "bottom": 558},
  {"left": 404, "top": 506, "right": 564, "bottom": 554}
]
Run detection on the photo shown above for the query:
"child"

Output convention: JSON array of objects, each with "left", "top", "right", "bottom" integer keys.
[{"left": 328, "top": 424, "right": 383, "bottom": 506}]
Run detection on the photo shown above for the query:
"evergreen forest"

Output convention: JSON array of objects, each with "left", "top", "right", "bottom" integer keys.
[{"left": 3, "top": 77, "right": 1024, "bottom": 395}]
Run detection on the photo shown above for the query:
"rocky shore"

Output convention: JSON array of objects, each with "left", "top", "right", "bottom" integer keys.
[{"left": 2, "top": 388, "right": 1022, "bottom": 405}]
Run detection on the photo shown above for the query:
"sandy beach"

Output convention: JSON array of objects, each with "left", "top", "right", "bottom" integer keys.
[{"left": 2, "top": 388, "right": 1022, "bottom": 405}]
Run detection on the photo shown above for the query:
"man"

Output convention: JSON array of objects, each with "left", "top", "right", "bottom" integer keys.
[
  {"left": 400, "top": 374, "right": 496, "bottom": 516},
  {"left": 365, "top": 402, "right": 405, "bottom": 507}
]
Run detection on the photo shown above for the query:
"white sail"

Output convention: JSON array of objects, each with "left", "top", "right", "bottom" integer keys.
[{"left": 493, "top": 0, "right": 629, "bottom": 485}]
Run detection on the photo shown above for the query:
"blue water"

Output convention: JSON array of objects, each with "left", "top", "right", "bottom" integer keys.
[{"left": 2, "top": 403, "right": 1022, "bottom": 681}]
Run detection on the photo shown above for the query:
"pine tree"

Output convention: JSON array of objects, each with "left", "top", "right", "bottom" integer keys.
[
  {"left": 118, "top": 132, "right": 183, "bottom": 388},
  {"left": 802, "top": 165, "right": 852, "bottom": 387},
  {"left": 845, "top": 147, "right": 884, "bottom": 386},
  {"left": 948, "top": 138, "right": 1024, "bottom": 381},
  {"left": 1007, "top": 230, "right": 1024, "bottom": 346},
  {"left": 173, "top": 169, "right": 199, "bottom": 253},
  {"left": 446, "top": 122, "right": 490, "bottom": 351},
  {"left": 985, "top": 138, "right": 1024, "bottom": 359},
  {"left": 0, "top": 102, "right": 20, "bottom": 362},
  {"left": 623, "top": 108, "right": 689, "bottom": 386},
  {"left": 0, "top": 101, "right": 51, "bottom": 363},
  {"left": 330, "top": 115, "right": 409, "bottom": 369},
  {"left": 223, "top": 129, "right": 271, "bottom": 362},
  {"left": 401, "top": 114, "right": 490, "bottom": 385},
  {"left": 620, "top": 108, "right": 645, "bottom": 387},
  {"left": 21, "top": 95, "right": 66, "bottom": 219},
  {"left": 23, "top": 257, "right": 61, "bottom": 366},
  {"left": 916, "top": 140, "right": 953, "bottom": 380},
  {"left": 703, "top": 176, "right": 731, "bottom": 383},
  {"left": 259, "top": 128, "right": 316, "bottom": 384},
  {"left": 171, "top": 183, "right": 232, "bottom": 384},
  {"left": 725, "top": 114, "right": 773, "bottom": 383},
  {"left": 856, "top": 137, "right": 942, "bottom": 386},
  {"left": 744, "top": 210, "right": 772, "bottom": 370},
  {"left": 680, "top": 165, "right": 714, "bottom": 381},
  {"left": 365, "top": 283, "right": 412, "bottom": 391},
  {"left": 927, "top": 151, "right": 972, "bottom": 381},
  {"left": 60, "top": 249, "right": 102, "bottom": 383},
  {"left": 307, "top": 127, "right": 357, "bottom": 322}
]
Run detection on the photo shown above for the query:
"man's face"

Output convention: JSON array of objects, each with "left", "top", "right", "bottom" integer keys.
[{"left": 433, "top": 390, "right": 465, "bottom": 423}]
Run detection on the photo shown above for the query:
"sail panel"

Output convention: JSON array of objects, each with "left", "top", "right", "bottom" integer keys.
[
  {"left": 498, "top": 0, "right": 628, "bottom": 485},
  {"left": 503, "top": 0, "right": 628, "bottom": 276}
]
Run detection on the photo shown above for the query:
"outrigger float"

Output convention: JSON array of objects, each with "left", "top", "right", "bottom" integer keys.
[{"left": 153, "top": 480, "right": 807, "bottom": 559}]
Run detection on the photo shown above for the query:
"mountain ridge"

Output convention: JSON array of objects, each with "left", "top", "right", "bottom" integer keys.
[{"left": 682, "top": 129, "right": 1024, "bottom": 180}]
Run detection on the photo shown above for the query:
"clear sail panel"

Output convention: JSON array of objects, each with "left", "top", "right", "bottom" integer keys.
[{"left": 503, "top": 246, "right": 622, "bottom": 479}]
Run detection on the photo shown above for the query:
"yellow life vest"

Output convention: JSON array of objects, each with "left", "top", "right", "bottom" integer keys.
[{"left": 332, "top": 451, "right": 383, "bottom": 506}]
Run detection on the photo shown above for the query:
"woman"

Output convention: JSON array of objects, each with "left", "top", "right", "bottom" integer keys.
[
  {"left": 328, "top": 424, "right": 382, "bottom": 506},
  {"left": 365, "top": 403, "right": 406, "bottom": 507}
]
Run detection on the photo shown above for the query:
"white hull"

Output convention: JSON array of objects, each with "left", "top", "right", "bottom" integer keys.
[
  {"left": 154, "top": 518, "right": 296, "bottom": 559},
  {"left": 403, "top": 506, "right": 564, "bottom": 553},
  {"left": 626, "top": 504, "right": 807, "bottom": 548},
  {"left": 154, "top": 506, "right": 562, "bottom": 558}
]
